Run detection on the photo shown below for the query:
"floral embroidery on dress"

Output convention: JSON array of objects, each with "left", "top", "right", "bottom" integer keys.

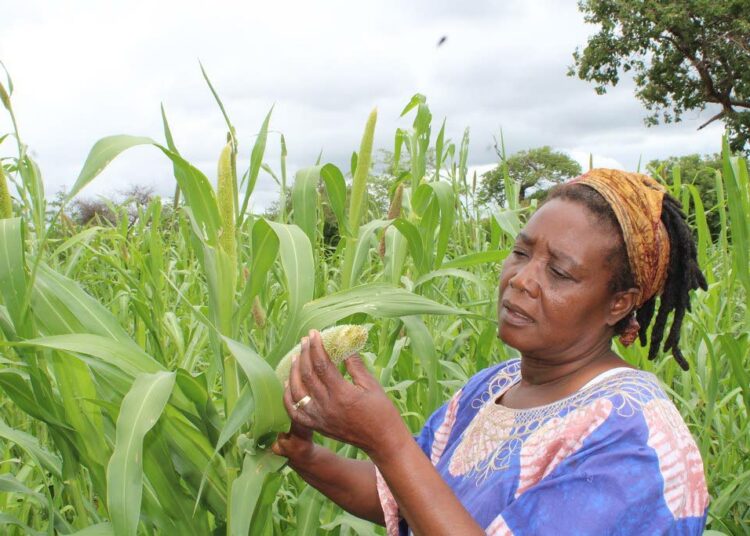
[
  {"left": 448, "top": 398, "right": 517, "bottom": 477},
  {"left": 373, "top": 359, "right": 709, "bottom": 536},
  {"left": 448, "top": 364, "right": 667, "bottom": 482}
]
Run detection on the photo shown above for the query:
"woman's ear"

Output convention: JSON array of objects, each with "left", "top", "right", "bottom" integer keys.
[{"left": 607, "top": 287, "right": 640, "bottom": 327}]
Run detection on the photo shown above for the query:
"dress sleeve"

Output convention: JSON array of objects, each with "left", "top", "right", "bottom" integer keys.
[{"left": 489, "top": 400, "right": 709, "bottom": 536}]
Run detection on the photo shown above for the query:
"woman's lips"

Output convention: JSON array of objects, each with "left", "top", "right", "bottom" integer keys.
[{"left": 501, "top": 303, "right": 535, "bottom": 326}]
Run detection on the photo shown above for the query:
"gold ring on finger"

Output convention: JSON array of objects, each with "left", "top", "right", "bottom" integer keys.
[{"left": 292, "top": 395, "right": 312, "bottom": 410}]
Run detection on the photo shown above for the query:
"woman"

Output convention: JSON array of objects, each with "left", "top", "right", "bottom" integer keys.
[{"left": 272, "top": 169, "right": 710, "bottom": 535}]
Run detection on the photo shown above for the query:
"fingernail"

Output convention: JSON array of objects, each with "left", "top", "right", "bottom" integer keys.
[{"left": 284, "top": 380, "right": 289, "bottom": 388}]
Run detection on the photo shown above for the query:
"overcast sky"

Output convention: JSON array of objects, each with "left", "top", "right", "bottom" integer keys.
[{"left": 1, "top": 0, "right": 724, "bottom": 212}]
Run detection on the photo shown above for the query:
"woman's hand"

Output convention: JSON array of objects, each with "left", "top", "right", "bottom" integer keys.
[
  {"left": 276, "top": 330, "right": 484, "bottom": 534},
  {"left": 272, "top": 416, "right": 314, "bottom": 464},
  {"left": 281, "top": 329, "right": 404, "bottom": 458}
]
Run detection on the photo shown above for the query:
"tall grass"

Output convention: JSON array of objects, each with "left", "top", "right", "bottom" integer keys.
[{"left": 0, "top": 68, "right": 748, "bottom": 535}]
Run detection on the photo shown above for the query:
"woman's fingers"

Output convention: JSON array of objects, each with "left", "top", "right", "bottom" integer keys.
[
  {"left": 344, "top": 354, "right": 378, "bottom": 390},
  {"left": 283, "top": 383, "right": 317, "bottom": 429},
  {"left": 283, "top": 382, "right": 300, "bottom": 415},
  {"left": 284, "top": 331, "right": 384, "bottom": 448},
  {"left": 298, "top": 330, "right": 341, "bottom": 399},
  {"left": 288, "top": 350, "right": 307, "bottom": 404},
  {"left": 272, "top": 411, "right": 312, "bottom": 460}
]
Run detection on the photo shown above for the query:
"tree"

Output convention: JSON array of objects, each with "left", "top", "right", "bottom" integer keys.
[
  {"left": 479, "top": 146, "right": 582, "bottom": 207},
  {"left": 570, "top": 0, "right": 750, "bottom": 152},
  {"left": 70, "top": 197, "right": 117, "bottom": 226},
  {"left": 647, "top": 153, "right": 722, "bottom": 237}
]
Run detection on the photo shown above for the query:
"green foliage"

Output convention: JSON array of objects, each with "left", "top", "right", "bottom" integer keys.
[
  {"left": 217, "top": 142, "right": 237, "bottom": 264},
  {"left": 648, "top": 153, "right": 723, "bottom": 238},
  {"left": 479, "top": 146, "right": 582, "bottom": 206},
  {"left": 571, "top": 0, "right": 750, "bottom": 152},
  {"left": 0, "top": 165, "right": 12, "bottom": 218},
  {"left": 0, "top": 69, "right": 747, "bottom": 535}
]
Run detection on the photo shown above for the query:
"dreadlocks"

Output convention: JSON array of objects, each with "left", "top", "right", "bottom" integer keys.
[{"left": 545, "top": 183, "right": 708, "bottom": 370}]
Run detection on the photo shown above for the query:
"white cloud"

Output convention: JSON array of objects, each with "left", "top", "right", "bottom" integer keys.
[
  {"left": 563, "top": 150, "right": 626, "bottom": 173},
  {"left": 0, "top": 0, "right": 727, "bottom": 211}
]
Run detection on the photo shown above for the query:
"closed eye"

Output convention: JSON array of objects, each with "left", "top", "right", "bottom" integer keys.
[{"left": 549, "top": 266, "right": 570, "bottom": 279}]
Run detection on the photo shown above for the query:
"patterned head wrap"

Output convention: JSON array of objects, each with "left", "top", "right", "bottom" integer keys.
[{"left": 568, "top": 169, "right": 670, "bottom": 308}]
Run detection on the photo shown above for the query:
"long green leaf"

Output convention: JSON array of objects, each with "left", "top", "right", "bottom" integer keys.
[
  {"left": 296, "top": 485, "right": 325, "bottom": 536},
  {"left": 292, "top": 166, "right": 320, "bottom": 247},
  {"left": 214, "top": 386, "right": 254, "bottom": 455},
  {"left": 32, "top": 264, "right": 133, "bottom": 343},
  {"left": 0, "top": 369, "right": 70, "bottom": 428},
  {"left": 0, "top": 416, "right": 62, "bottom": 478},
  {"left": 228, "top": 451, "right": 285, "bottom": 536},
  {"left": 162, "top": 407, "right": 227, "bottom": 514},
  {"left": 69, "top": 135, "right": 155, "bottom": 199},
  {"left": 107, "top": 371, "right": 176, "bottom": 536},
  {"left": 383, "top": 225, "right": 408, "bottom": 284},
  {"left": 270, "top": 284, "right": 470, "bottom": 364},
  {"left": 0, "top": 217, "right": 26, "bottom": 329},
  {"left": 13, "top": 334, "right": 163, "bottom": 377},
  {"left": 493, "top": 209, "right": 522, "bottom": 240},
  {"left": 402, "top": 316, "right": 439, "bottom": 413},
  {"left": 235, "top": 219, "right": 280, "bottom": 328},
  {"left": 238, "top": 107, "right": 273, "bottom": 227},
  {"left": 266, "top": 221, "right": 314, "bottom": 319},
  {"left": 414, "top": 268, "right": 482, "bottom": 289},
  {"left": 414, "top": 181, "right": 455, "bottom": 267},
  {"left": 247, "top": 218, "right": 280, "bottom": 301},
  {"left": 440, "top": 250, "right": 508, "bottom": 269},
  {"left": 71, "top": 135, "right": 221, "bottom": 244},
  {"left": 320, "top": 163, "right": 350, "bottom": 237},
  {"left": 392, "top": 218, "right": 426, "bottom": 274},
  {"left": 157, "top": 146, "right": 222, "bottom": 245},
  {"left": 69, "top": 523, "right": 114, "bottom": 536},
  {"left": 722, "top": 141, "right": 750, "bottom": 300},
  {"left": 351, "top": 219, "right": 390, "bottom": 284},
  {"left": 222, "top": 337, "right": 289, "bottom": 442}
]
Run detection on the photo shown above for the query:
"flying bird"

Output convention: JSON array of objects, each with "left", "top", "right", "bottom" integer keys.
[{"left": 437, "top": 35, "right": 447, "bottom": 47}]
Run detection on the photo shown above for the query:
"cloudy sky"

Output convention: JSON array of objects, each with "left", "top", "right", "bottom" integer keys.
[{"left": 1, "top": 0, "right": 724, "bottom": 212}]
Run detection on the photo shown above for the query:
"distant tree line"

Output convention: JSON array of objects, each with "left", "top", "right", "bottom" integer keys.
[{"left": 61, "top": 150, "right": 723, "bottom": 244}]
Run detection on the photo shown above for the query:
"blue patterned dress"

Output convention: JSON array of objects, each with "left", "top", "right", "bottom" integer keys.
[{"left": 375, "top": 359, "right": 709, "bottom": 535}]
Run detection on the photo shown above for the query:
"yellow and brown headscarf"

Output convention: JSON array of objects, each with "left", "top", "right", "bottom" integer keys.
[{"left": 568, "top": 169, "right": 670, "bottom": 329}]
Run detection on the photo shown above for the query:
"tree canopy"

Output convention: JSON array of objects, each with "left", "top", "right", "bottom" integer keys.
[
  {"left": 570, "top": 0, "right": 750, "bottom": 151},
  {"left": 479, "top": 146, "right": 582, "bottom": 207}
]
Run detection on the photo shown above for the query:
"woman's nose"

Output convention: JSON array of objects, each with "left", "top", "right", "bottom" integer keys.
[{"left": 508, "top": 264, "right": 540, "bottom": 298}]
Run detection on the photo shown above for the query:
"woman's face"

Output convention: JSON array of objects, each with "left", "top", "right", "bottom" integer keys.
[{"left": 498, "top": 198, "right": 629, "bottom": 361}]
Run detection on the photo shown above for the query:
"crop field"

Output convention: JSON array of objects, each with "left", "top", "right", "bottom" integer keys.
[{"left": 0, "top": 73, "right": 748, "bottom": 535}]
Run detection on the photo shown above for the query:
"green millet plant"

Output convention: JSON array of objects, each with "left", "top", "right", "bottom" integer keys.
[
  {"left": 0, "top": 165, "right": 12, "bottom": 219},
  {"left": 275, "top": 324, "right": 370, "bottom": 383},
  {"left": 217, "top": 141, "right": 236, "bottom": 262}
]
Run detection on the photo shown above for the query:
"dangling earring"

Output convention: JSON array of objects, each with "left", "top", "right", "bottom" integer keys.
[{"left": 619, "top": 314, "right": 640, "bottom": 347}]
